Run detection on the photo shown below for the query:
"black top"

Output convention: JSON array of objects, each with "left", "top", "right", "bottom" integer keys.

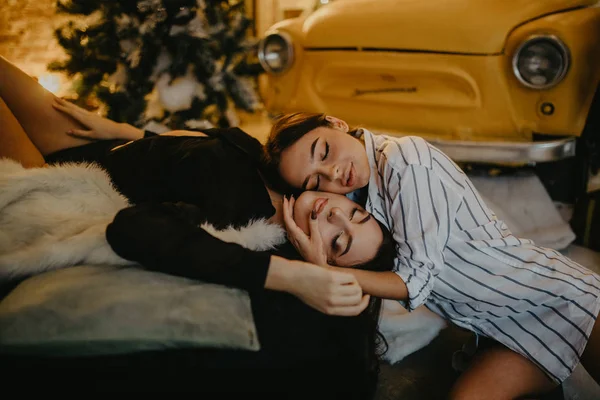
[
  {"left": 46, "top": 128, "right": 277, "bottom": 291},
  {"left": 105, "top": 201, "right": 273, "bottom": 292}
]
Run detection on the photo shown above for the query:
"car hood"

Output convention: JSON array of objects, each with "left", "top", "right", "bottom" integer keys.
[{"left": 300, "top": 0, "right": 597, "bottom": 54}]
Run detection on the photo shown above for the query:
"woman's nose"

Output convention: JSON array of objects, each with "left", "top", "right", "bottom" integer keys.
[
  {"left": 317, "top": 163, "right": 341, "bottom": 182},
  {"left": 328, "top": 163, "right": 341, "bottom": 181}
]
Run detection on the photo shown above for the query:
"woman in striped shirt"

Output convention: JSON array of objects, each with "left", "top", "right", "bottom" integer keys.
[{"left": 265, "top": 112, "right": 600, "bottom": 399}]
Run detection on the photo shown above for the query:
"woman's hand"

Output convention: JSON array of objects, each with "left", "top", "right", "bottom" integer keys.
[
  {"left": 52, "top": 97, "right": 143, "bottom": 141},
  {"left": 294, "top": 263, "right": 370, "bottom": 316},
  {"left": 267, "top": 256, "right": 370, "bottom": 316},
  {"left": 282, "top": 195, "right": 328, "bottom": 266}
]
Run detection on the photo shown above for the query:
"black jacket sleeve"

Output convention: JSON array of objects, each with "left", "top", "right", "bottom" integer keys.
[
  {"left": 193, "top": 127, "right": 264, "bottom": 164},
  {"left": 105, "top": 202, "right": 272, "bottom": 291}
]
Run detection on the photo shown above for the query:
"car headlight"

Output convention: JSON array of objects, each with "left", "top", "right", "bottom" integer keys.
[
  {"left": 258, "top": 31, "right": 294, "bottom": 75},
  {"left": 512, "top": 35, "right": 570, "bottom": 89}
]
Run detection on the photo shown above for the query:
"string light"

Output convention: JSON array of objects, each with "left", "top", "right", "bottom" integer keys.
[{"left": 38, "top": 74, "right": 62, "bottom": 94}]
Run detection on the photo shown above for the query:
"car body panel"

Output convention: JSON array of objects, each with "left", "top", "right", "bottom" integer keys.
[
  {"left": 261, "top": 4, "right": 600, "bottom": 146},
  {"left": 301, "top": 0, "right": 597, "bottom": 53}
]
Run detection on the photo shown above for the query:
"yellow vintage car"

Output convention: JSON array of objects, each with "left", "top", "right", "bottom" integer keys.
[{"left": 257, "top": 0, "right": 600, "bottom": 200}]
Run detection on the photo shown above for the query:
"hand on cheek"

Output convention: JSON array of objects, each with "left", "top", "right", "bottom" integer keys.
[{"left": 282, "top": 196, "right": 328, "bottom": 266}]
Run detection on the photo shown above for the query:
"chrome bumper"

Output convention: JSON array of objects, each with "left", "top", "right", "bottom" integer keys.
[
  {"left": 372, "top": 133, "right": 576, "bottom": 164},
  {"left": 430, "top": 138, "right": 576, "bottom": 164}
]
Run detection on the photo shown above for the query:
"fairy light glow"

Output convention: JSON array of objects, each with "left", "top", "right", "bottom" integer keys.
[{"left": 38, "top": 74, "right": 61, "bottom": 94}]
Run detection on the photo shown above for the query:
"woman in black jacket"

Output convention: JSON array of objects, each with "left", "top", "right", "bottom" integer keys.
[
  {"left": 0, "top": 54, "right": 394, "bottom": 316},
  {"left": 0, "top": 55, "right": 395, "bottom": 396}
]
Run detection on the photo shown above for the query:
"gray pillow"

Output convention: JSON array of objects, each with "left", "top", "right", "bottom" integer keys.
[{"left": 0, "top": 265, "right": 260, "bottom": 356}]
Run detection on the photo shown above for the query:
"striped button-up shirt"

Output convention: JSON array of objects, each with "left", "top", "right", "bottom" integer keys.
[{"left": 359, "top": 129, "right": 600, "bottom": 383}]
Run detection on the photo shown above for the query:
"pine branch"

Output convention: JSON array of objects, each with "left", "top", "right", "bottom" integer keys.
[
  {"left": 56, "top": 0, "right": 102, "bottom": 15},
  {"left": 49, "top": 0, "right": 264, "bottom": 128}
]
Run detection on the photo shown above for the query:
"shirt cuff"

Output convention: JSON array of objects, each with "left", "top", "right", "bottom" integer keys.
[{"left": 394, "top": 268, "right": 433, "bottom": 311}]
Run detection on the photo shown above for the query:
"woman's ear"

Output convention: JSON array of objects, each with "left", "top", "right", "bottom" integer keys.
[{"left": 325, "top": 115, "right": 349, "bottom": 132}]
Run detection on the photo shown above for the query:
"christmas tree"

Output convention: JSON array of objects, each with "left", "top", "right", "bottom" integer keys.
[{"left": 49, "top": 0, "right": 263, "bottom": 130}]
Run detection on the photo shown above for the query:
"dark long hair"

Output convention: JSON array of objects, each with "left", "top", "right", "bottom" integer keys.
[
  {"left": 272, "top": 217, "right": 395, "bottom": 397},
  {"left": 264, "top": 112, "right": 333, "bottom": 166},
  {"left": 350, "top": 219, "right": 396, "bottom": 395},
  {"left": 316, "top": 218, "right": 395, "bottom": 398},
  {"left": 264, "top": 113, "right": 393, "bottom": 396}
]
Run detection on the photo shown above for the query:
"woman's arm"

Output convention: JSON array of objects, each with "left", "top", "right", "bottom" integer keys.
[
  {"left": 335, "top": 269, "right": 409, "bottom": 301},
  {"left": 266, "top": 254, "right": 371, "bottom": 316},
  {"left": 106, "top": 202, "right": 271, "bottom": 289},
  {"left": 51, "top": 97, "right": 143, "bottom": 140},
  {"left": 106, "top": 202, "right": 370, "bottom": 316},
  {"left": 52, "top": 98, "right": 206, "bottom": 141},
  {"left": 380, "top": 138, "right": 463, "bottom": 311}
]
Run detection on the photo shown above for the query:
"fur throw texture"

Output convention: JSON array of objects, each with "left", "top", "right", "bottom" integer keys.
[
  {"left": 201, "top": 220, "right": 286, "bottom": 252},
  {"left": 379, "top": 300, "right": 447, "bottom": 364},
  {"left": 0, "top": 159, "right": 134, "bottom": 280},
  {"left": 0, "top": 159, "right": 286, "bottom": 281}
]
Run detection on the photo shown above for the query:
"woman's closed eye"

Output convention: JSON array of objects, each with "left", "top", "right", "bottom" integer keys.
[
  {"left": 331, "top": 231, "right": 352, "bottom": 258},
  {"left": 330, "top": 209, "right": 360, "bottom": 258},
  {"left": 331, "top": 232, "right": 343, "bottom": 255},
  {"left": 352, "top": 208, "right": 372, "bottom": 225},
  {"left": 321, "top": 141, "right": 329, "bottom": 161},
  {"left": 307, "top": 141, "right": 329, "bottom": 190},
  {"left": 313, "top": 175, "right": 320, "bottom": 191}
]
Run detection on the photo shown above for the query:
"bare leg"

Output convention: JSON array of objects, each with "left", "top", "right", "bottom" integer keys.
[
  {"left": 448, "top": 344, "right": 557, "bottom": 400},
  {"left": 580, "top": 318, "right": 600, "bottom": 385},
  {"left": 0, "top": 55, "right": 92, "bottom": 156},
  {"left": 0, "top": 96, "right": 45, "bottom": 168}
]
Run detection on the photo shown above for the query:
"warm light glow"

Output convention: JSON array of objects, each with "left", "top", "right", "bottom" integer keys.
[{"left": 38, "top": 74, "right": 61, "bottom": 94}]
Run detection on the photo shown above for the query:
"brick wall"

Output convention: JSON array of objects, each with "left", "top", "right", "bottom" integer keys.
[{"left": 0, "top": 0, "right": 72, "bottom": 94}]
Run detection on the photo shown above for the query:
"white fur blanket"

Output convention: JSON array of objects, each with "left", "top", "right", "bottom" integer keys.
[
  {"left": 0, "top": 158, "right": 286, "bottom": 281},
  {"left": 0, "top": 159, "right": 134, "bottom": 279},
  {"left": 0, "top": 158, "right": 444, "bottom": 363},
  {"left": 379, "top": 300, "right": 447, "bottom": 364}
]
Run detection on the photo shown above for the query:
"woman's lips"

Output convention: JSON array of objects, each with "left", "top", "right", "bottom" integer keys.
[{"left": 313, "top": 198, "right": 329, "bottom": 215}]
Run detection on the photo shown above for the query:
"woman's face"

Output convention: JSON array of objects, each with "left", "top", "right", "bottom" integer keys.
[
  {"left": 293, "top": 191, "right": 383, "bottom": 267},
  {"left": 278, "top": 124, "right": 370, "bottom": 195}
]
